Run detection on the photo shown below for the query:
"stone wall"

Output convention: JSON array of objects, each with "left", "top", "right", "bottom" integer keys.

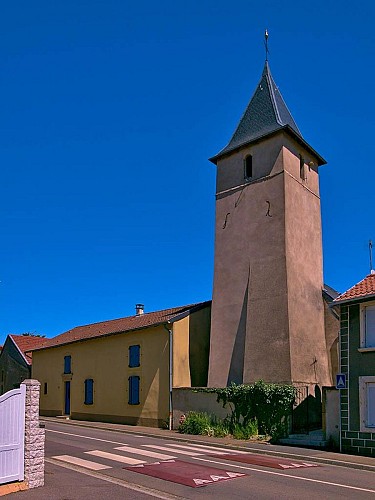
[
  {"left": 172, "top": 388, "right": 230, "bottom": 429},
  {"left": 22, "top": 380, "right": 45, "bottom": 488}
]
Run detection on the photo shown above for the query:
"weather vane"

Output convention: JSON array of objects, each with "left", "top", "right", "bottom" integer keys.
[
  {"left": 264, "top": 29, "right": 269, "bottom": 61},
  {"left": 370, "top": 239, "right": 373, "bottom": 273}
]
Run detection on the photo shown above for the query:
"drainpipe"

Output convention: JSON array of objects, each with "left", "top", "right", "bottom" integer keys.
[{"left": 164, "top": 322, "right": 173, "bottom": 430}]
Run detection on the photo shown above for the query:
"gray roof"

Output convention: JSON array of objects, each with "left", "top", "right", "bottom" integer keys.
[{"left": 210, "top": 62, "right": 326, "bottom": 166}]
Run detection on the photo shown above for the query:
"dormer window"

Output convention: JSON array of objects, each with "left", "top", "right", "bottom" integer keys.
[{"left": 244, "top": 155, "right": 253, "bottom": 179}]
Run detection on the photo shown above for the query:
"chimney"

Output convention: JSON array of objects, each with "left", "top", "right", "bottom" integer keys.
[{"left": 135, "top": 304, "right": 144, "bottom": 316}]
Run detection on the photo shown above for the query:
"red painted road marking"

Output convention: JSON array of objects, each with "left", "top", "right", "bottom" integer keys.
[
  {"left": 124, "top": 459, "right": 246, "bottom": 488},
  {"left": 209, "top": 453, "right": 320, "bottom": 470}
]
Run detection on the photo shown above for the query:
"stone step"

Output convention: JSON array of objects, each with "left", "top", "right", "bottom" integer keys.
[
  {"left": 287, "top": 433, "right": 324, "bottom": 441},
  {"left": 278, "top": 437, "right": 328, "bottom": 448}
]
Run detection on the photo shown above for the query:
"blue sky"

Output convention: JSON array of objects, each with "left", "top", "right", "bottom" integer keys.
[{"left": 1, "top": 1, "right": 374, "bottom": 344}]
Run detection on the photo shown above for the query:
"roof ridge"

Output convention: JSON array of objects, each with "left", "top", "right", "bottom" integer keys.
[
  {"left": 30, "top": 300, "right": 212, "bottom": 351},
  {"left": 70, "top": 301, "right": 206, "bottom": 331},
  {"left": 264, "top": 62, "right": 282, "bottom": 125}
]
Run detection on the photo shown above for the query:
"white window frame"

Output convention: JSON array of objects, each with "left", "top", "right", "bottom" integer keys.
[
  {"left": 359, "top": 376, "right": 375, "bottom": 431},
  {"left": 359, "top": 301, "right": 375, "bottom": 350}
]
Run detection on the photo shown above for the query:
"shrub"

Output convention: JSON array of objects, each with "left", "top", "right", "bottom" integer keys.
[
  {"left": 178, "top": 412, "right": 213, "bottom": 436},
  {"left": 199, "top": 380, "right": 296, "bottom": 439},
  {"left": 231, "top": 419, "right": 258, "bottom": 440},
  {"left": 178, "top": 412, "right": 231, "bottom": 437}
]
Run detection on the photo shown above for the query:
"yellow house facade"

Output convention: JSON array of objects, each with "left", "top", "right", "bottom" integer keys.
[{"left": 31, "top": 302, "right": 211, "bottom": 428}]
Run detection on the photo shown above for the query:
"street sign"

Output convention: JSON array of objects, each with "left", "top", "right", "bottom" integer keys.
[{"left": 336, "top": 374, "right": 347, "bottom": 389}]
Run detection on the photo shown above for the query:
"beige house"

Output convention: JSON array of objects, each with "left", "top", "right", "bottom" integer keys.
[{"left": 31, "top": 302, "right": 210, "bottom": 427}]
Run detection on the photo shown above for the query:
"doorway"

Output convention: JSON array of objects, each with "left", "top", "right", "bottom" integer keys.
[{"left": 64, "top": 381, "right": 71, "bottom": 415}]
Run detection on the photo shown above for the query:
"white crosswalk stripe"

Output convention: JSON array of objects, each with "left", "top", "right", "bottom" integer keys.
[
  {"left": 142, "top": 444, "right": 204, "bottom": 456},
  {"left": 52, "top": 455, "right": 112, "bottom": 470},
  {"left": 164, "top": 443, "right": 247, "bottom": 454},
  {"left": 85, "top": 450, "right": 146, "bottom": 465},
  {"left": 115, "top": 446, "right": 176, "bottom": 460},
  {"left": 160, "top": 444, "right": 228, "bottom": 454}
]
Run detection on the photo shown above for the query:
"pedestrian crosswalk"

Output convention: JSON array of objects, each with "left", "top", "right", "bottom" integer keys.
[{"left": 51, "top": 441, "right": 243, "bottom": 471}]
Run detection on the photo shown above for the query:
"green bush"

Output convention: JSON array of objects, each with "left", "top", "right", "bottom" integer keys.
[
  {"left": 178, "top": 412, "right": 231, "bottom": 437},
  {"left": 231, "top": 419, "right": 258, "bottom": 440},
  {"left": 178, "top": 412, "right": 213, "bottom": 436},
  {"left": 199, "top": 380, "right": 296, "bottom": 439},
  {"left": 212, "top": 419, "right": 231, "bottom": 438},
  {"left": 178, "top": 411, "right": 257, "bottom": 439}
]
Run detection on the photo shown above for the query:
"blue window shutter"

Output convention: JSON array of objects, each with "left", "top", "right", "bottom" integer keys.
[
  {"left": 64, "top": 356, "right": 71, "bottom": 374},
  {"left": 129, "top": 376, "right": 140, "bottom": 404},
  {"left": 129, "top": 345, "right": 140, "bottom": 367},
  {"left": 85, "top": 379, "right": 93, "bottom": 405}
]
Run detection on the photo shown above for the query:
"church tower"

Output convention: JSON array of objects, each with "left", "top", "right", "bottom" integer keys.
[{"left": 208, "top": 53, "right": 332, "bottom": 389}]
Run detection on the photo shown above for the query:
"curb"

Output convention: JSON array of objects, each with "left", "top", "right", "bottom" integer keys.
[
  {"left": 0, "top": 481, "right": 28, "bottom": 497},
  {"left": 41, "top": 417, "right": 375, "bottom": 473}
]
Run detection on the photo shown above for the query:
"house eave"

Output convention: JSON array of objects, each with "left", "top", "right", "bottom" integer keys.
[{"left": 331, "top": 293, "right": 375, "bottom": 306}]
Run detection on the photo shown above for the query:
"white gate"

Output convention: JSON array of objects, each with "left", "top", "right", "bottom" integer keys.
[{"left": 0, "top": 385, "right": 26, "bottom": 484}]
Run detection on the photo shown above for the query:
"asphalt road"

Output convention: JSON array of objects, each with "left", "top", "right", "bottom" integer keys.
[{"left": 11, "top": 421, "right": 375, "bottom": 499}]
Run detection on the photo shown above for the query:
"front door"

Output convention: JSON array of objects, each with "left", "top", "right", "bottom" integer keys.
[{"left": 64, "top": 381, "right": 71, "bottom": 415}]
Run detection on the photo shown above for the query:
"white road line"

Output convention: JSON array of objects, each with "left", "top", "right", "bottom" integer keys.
[
  {"left": 47, "top": 429, "right": 128, "bottom": 446},
  {"left": 52, "top": 455, "right": 112, "bottom": 470},
  {"left": 193, "top": 457, "right": 375, "bottom": 494},
  {"left": 115, "top": 446, "right": 176, "bottom": 460},
  {"left": 142, "top": 445, "right": 204, "bottom": 456},
  {"left": 85, "top": 450, "right": 146, "bottom": 465},
  {"left": 224, "top": 443, "right": 375, "bottom": 471}
]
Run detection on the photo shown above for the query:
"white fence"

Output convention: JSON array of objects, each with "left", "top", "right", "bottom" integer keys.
[{"left": 0, "top": 385, "right": 26, "bottom": 484}]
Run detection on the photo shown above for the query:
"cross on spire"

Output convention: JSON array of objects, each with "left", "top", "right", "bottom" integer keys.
[{"left": 264, "top": 29, "right": 269, "bottom": 61}]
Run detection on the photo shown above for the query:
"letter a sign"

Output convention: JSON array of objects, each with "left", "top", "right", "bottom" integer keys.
[{"left": 336, "top": 374, "right": 347, "bottom": 389}]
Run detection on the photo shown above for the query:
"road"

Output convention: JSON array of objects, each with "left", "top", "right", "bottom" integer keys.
[{"left": 12, "top": 421, "right": 375, "bottom": 499}]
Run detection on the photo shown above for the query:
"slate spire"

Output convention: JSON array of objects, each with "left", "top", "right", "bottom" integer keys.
[{"left": 215, "top": 61, "right": 301, "bottom": 159}]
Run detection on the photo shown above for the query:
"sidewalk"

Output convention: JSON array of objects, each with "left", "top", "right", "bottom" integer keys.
[{"left": 41, "top": 416, "right": 375, "bottom": 473}]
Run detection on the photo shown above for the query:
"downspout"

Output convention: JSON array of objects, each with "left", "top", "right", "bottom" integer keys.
[{"left": 164, "top": 322, "right": 173, "bottom": 430}]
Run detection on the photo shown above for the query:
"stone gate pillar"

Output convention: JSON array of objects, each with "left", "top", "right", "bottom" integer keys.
[{"left": 21, "top": 379, "right": 45, "bottom": 489}]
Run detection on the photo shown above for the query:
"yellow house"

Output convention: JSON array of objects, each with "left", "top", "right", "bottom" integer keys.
[{"left": 30, "top": 301, "right": 211, "bottom": 428}]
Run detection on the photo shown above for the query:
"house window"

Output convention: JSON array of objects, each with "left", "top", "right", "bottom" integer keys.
[
  {"left": 44, "top": 383, "right": 48, "bottom": 395},
  {"left": 244, "top": 155, "right": 253, "bottom": 179},
  {"left": 361, "top": 304, "right": 375, "bottom": 348},
  {"left": 84, "top": 379, "right": 94, "bottom": 405},
  {"left": 128, "top": 376, "right": 140, "bottom": 405},
  {"left": 359, "top": 377, "right": 375, "bottom": 430},
  {"left": 129, "top": 345, "right": 140, "bottom": 368},
  {"left": 64, "top": 355, "right": 71, "bottom": 374}
]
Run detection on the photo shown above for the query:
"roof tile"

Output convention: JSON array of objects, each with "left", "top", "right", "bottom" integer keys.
[
  {"left": 30, "top": 301, "right": 210, "bottom": 351},
  {"left": 10, "top": 335, "right": 47, "bottom": 365},
  {"left": 333, "top": 273, "right": 375, "bottom": 304}
]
